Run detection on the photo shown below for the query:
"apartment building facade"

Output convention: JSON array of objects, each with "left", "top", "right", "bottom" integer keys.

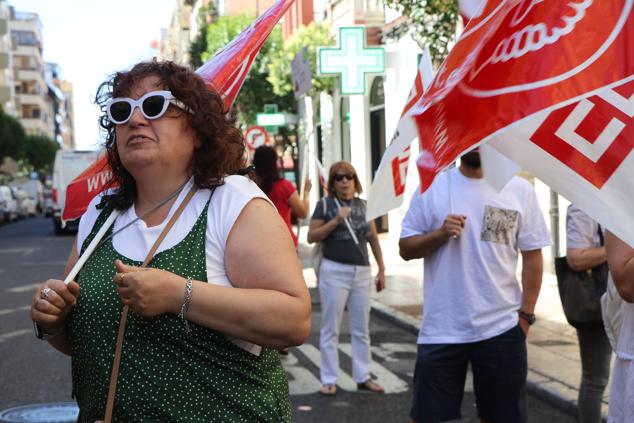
[
  {"left": 0, "top": 0, "right": 14, "bottom": 115},
  {"left": 9, "top": 10, "right": 54, "bottom": 138}
]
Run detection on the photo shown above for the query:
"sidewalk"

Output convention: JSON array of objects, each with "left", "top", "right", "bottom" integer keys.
[{"left": 297, "top": 232, "right": 611, "bottom": 420}]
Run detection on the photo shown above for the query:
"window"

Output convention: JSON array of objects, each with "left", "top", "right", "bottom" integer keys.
[{"left": 11, "top": 30, "right": 37, "bottom": 46}]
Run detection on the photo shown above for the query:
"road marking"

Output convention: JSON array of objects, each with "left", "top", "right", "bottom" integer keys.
[
  {"left": 281, "top": 343, "right": 413, "bottom": 395},
  {"left": 340, "top": 344, "right": 410, "bottom": 394},
  {"left": 280, "top": 351, "right": 322, "bottom": 395},
  {"left": 0, "top": 247, "right": 35, "bottom": 256},
  {"left": 0, "top": 305, "right": 30, "bottom": 317},
  {"left": 20, "top": 261, "right": 67, "bottom": 266},
  {"left": 296, "top": 344, "right": 357, "bottom": 392},
  {"left": 0, "top": 329, "right": 31, "bottom": 343},
  {"left": 7, "top": 283, "right": 41, "bottom": 293}
]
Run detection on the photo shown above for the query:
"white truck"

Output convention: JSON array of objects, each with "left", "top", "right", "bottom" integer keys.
[{"left": 51, "top": 150, "right": 101, "bottom": 234}]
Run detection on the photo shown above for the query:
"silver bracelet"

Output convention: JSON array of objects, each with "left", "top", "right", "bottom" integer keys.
[{"left": 178, "top": 277, "right": 193, "bottom": 333}]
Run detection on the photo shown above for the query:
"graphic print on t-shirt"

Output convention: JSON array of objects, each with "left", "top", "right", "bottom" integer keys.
[{"left": 481, "top": 205, "right": 518, "bottom": 245}]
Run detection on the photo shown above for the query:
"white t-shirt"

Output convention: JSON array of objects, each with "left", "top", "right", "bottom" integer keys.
[
  {"left": 566, "top": 204, "right": 601, "bottom": 249},
  {"left": 400, "top": 168, "right": 551, "bottom": 344},
  {"left": 77, "top": 175, "right": 269, "bottom": 355}
]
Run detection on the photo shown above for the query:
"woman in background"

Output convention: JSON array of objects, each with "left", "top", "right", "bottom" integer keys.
[
  {"left": 253, "top": 145, "right": 311, "bottom": 246},
  {"left": 307, "top": 161, "right": 386, "bottom": 395},
  {"left": 565, "top": 204, "right": 611, "bottom": 423}
]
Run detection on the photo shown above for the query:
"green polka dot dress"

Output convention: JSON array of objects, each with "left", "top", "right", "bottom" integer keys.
[{"left": 66, "top": 198, "right": 292, "bottom": 422}]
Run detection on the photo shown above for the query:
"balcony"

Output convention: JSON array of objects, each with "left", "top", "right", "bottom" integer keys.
[
  {"left": 0, "top": 52, "right": 8, "bottom": 69},
  {"left": 0, "top": 85, "right": 11, "bottom": 103},
  {"left": 21, "top": 117, "right": 53, "bottom": 138},
  {"left": 16, "top": 92, "right": 47, "bottom": 109},
  {"left": 14, "top": 45, "right": 42, "bottom": 62},
  {"left": 16, "top": 68, "right": 43, "bottom": 83}
]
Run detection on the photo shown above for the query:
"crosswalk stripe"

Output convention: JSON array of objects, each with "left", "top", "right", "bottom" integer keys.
[
  {"left": 296, "top": 344, "right": 357, "bottom": 391},
  {"left": 339, "top": 344, "right": 410, "bottom": 394},
  {"left": 7, "top": 283, "right": 41, "bottom": 293},
  {"left": 0, "top": 329, "right": 31, "bottom": 343},
  {"left": 0, "top": 305, "right": 30, "bottom": 317}
]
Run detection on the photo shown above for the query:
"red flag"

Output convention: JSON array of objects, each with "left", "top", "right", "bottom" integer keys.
[
  {"left": 62, "top": 0, "right": 295, "bottom": 221},
  {"left": 411, "top": 0, "right": 633, "bottom": 192}
]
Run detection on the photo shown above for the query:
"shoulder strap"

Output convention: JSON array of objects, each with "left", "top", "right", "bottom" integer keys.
[
  {"left": 598, "top": 224, "right": 604, "bottom": 246},
  {"left": 322, "top": 197, "right": 327, "bottom": 214},
  {"left": 104, "top": 185, "right": 197, "bottom": 423}
]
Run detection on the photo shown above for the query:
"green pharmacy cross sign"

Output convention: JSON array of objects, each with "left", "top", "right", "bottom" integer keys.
[{"left": 318, "top": 27, "right": 385, "bottom": 95}]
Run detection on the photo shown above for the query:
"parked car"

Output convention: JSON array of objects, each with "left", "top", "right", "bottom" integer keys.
[
  {"left": 13, "top": 179, "right": 44, "bottom": 213},
  {"left": 15, "top": 189, "right": 37, "bottom": 217},
  {"left": 51, "top": 150, "right": 101, "bottom": 234},
  {"left": 0, "top": 185, "right": 18, "bottom": 222},
  {"left": 43, "top": 188, "right": 54, "bottom": 217},
  {"left": 10, "top": 187, "right": 28, "bottom": 219}
]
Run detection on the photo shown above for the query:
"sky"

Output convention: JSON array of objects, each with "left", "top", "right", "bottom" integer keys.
[{"left": 9, "top": 0, "right": 177, "bottom": 150}]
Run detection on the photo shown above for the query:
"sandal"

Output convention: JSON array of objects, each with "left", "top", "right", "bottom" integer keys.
[
  {"left": 319, "top": 384, "right": 337, "bottom": 395},
  {"left": 357, "top": 379, "right": 385, "bottom": 393}
]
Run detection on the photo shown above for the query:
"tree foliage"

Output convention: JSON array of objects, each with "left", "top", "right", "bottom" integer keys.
[
  {"left": 188, "top": 2, "right": 217, "bottom": 69},
  {"left": 0, "top": 107, "right": 58, "bottom": 177},
  {"left": 267, "top": 22, "right": 335, "bottom": 99},
  {"left": 0, "top": 107, "right": 27, "bottom": 163},
  {"left": 24, "top": 134, "right": 59, "bottom": 175},
  {"left": 199, "top": 14, "right": 294, "bottom": 126},
  {"left": 384, "top": 0, "right": 459, "bottom": 64}
]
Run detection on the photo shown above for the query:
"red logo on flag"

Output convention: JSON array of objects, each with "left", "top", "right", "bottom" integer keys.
[
  {"left": 530, "top": 79, "right": 634, "bottom": 188},
  {"left": 412, "top": 0, "right": 633, "bottom": 193},
  {"left": 464, "top": 0, "right": 630, "bottom": 95},
  {"left": 391, "top": 147, "right": 410, "bottom": 196}
]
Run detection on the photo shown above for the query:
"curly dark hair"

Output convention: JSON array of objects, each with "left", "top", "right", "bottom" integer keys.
[
  {"left": 95, "top": 59, "right": 247, "bottom": 210},
  {"left": 252, "top": 146, "right": 281, "bottom": 195}
]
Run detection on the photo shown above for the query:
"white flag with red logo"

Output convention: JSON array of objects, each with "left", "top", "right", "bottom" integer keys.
[
  {"left": 62, "top": 0, "right": 295, "bottom": 222},
  {"left": 366, "top": 49, "right": 434, "bottom": 221},
  {"left": 314, "top": 155, "right": 328, "bottom": 192},
  {"left": 408, "top": 0, "right": 634, "bottom": 245}
]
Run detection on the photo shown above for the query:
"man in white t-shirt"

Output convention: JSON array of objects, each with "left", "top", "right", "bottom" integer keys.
[{"left": 399, "top": 150, "right": 551, "bottom": 423}]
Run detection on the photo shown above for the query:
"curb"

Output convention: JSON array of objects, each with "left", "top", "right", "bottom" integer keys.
[{"left": 370, "top": 300, "right": 587, "bottom": 420}]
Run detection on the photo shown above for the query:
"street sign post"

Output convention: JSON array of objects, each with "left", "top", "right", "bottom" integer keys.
[
  {"left": 317, "top": 27, "right": 385, "bottom": 95},
  {"left": 244, "top": 126, "right": 270, "bottom": 151},
  {"left": 292, "top": 48, "right": 312, "bottom": 99}
]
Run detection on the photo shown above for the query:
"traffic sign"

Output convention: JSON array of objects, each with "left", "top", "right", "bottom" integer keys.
[
  {"left": 244, "top": 126, "right": 270, "bottom": 150},
  {"left": 256, "top": 113, "right": 286, "bottom": 126},
  {"left": 318, "top": 26, "right": 385, "bottom": 95}
]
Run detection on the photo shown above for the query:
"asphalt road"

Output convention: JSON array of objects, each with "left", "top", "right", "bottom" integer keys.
[{"left": 0, "top": 216, "right": 577, "bottom": 422}]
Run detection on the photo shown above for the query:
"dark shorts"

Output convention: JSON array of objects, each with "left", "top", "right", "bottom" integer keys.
[{"left": 410, "top": 324, "right": 527, "bottom": 423}]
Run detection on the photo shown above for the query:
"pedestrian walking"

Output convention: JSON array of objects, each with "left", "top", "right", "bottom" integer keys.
[
  {"left": 307, "top": 161, "right": 386, "bottom": 395},
  {"left": 30, "top": 60, "right": 310, "bottom": 422},
  {"left": 604, "top": 231, "right": 634, "bottom": 423},
  {"left": 560, "top": 204, "right": 612, "bottom": 423},
  {"left": 253, "top": 145, "right": 312, "bottom": 247},
  {"left": 399, "top": 149, "right": 551, "bottom": 423}
]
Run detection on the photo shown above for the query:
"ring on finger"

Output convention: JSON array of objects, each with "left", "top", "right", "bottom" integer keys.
[{"left": 40, "top": 287, "right": 51, "bottom": 301}]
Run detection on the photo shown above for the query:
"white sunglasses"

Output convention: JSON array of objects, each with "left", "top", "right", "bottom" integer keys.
[{"left": 106, "top": 90, "right": 188, "bottom": 124}]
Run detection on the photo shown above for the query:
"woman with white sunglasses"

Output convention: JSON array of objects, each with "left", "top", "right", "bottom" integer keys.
[{"left": 30, "top": 60, "right": 310, "bottom": 422}]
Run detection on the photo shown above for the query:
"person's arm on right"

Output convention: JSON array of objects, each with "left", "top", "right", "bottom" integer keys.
[
  {"left": 288, "top": 179, "right": 312, "bottom": 219},
  {"left": 566, "top": 246, "right": 606, "bottom": 272},
  {"left": 399, "top": 214, "right": 465, "bottom": 260},
  {"left": 565, "top": 205, "right": 607, "bottom": 271},
  {"left": 605, "top": 230, "right": 634, "bottom": 303}
]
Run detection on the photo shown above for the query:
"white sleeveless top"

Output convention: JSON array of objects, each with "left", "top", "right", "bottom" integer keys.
[{"left": 76, "top": 175, "right": 270, "bottom": 355}]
